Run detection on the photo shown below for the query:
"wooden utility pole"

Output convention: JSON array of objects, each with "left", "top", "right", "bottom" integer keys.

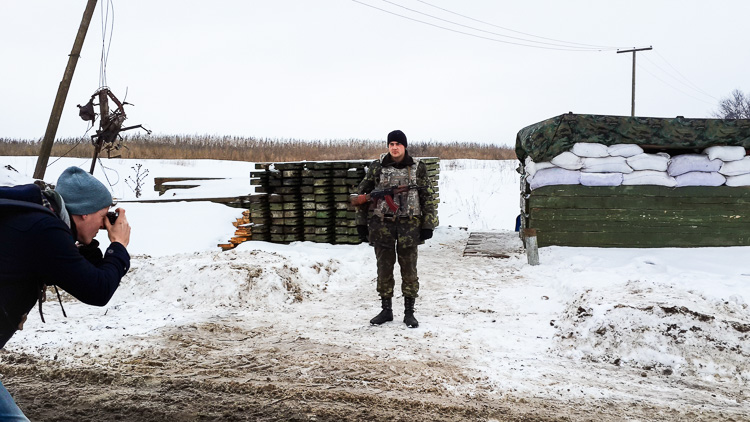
[
  {"left": 33, "top": 0, "right": 98, "bottom": 180},
  {"left": 617, "top": 46, "right": 652, "bottom": 117}
]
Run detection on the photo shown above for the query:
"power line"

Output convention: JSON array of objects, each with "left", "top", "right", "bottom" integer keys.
[
  {"left": 377, "top": 0, "right": 618, "bottom": 51},
  {"left": 640, "top": 54, "right": 716, "bottom": 102},
  {"left": 350, "top": 0, "right": 616, "bottom": 51},
  {"left": 651, "top": 51, "right": 718, "bottom": 101},
  {"left": 99, "top": 0, "right": 115, "bottom": 88},
  {"left": 636, "top": 63, "right": 716, "bottom": 107},
  {"left": 413, "top": 0, "right": 619, "bottom": 50}
]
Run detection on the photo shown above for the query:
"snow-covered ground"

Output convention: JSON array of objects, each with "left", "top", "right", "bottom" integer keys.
[{"left": 2, "top": 156, "right": 749, "bottom": 418}]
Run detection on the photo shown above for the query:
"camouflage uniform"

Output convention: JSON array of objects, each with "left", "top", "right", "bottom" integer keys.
[{"left": 356, "top": 152, "right": 437, "bottom": 299}]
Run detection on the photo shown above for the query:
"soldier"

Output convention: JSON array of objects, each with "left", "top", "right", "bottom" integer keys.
[{"left": 356, "top": 130, "right": 437, "bottom": 328}]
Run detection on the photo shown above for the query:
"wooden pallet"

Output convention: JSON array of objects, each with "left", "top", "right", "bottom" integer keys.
[{"left": 463, "top": 231, "right": 521, "bottom": 258}]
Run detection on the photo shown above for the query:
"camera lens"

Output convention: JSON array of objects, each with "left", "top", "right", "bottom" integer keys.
[{"left": 107, "top": 211, "right": 118, "bottom": 225}]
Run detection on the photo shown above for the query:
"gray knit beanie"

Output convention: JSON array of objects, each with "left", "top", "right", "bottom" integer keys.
[{"left": 55, "top": 167, "right": 113, "bottom": 215}]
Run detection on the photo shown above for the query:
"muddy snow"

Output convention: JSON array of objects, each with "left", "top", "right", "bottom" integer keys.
[{"left": 1, "top": 157, "right": 749, "bottom": 421}]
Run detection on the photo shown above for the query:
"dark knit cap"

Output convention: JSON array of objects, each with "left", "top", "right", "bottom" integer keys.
[
  {"left": 55, "top": 166, "right": 113, "bottom": 215},
  {"left": 387, "top": 130, "right": 407, "bottom": 148}
]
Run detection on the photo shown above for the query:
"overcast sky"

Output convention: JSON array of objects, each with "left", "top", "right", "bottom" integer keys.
[{"left": 2, "top": 1, "right": 749, "bottom": 147}]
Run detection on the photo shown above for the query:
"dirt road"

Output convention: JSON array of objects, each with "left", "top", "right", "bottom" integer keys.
[
  {"left": 2, "top": 317, "right": 745, "bottom": 422},
  {"left": 2, "top": 230, "right": 748, "bottom": 421}
]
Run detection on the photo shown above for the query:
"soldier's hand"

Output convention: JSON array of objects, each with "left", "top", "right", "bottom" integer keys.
[
  {"left": 357, "top": 225, "right": 369, "bottom": 242},
  {"left": 106, "top": 207, "right": 131, "bottom": 247},
  {"left": 420, "top": 228, "right": 433, "bottom": 241}
]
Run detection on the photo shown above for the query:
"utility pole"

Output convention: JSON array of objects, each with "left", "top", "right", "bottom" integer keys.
[
  {"left": 34, "top": 0, "right": 98, "bottom": 180},
  {"left": 617, "top": 46, "right": 652, "bottom": 117}
]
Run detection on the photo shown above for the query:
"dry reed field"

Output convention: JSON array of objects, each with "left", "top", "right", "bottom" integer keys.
[{"left": 0, "top": 135, "right": 515, "bottom": 162}]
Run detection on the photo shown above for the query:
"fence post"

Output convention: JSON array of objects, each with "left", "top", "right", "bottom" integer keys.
[{"left": 522, "top": 228, "right": 540, "bottom": 266}]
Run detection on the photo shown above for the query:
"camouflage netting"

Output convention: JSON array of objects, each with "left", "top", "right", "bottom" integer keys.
[{"left": 515, "top": 113, "right": 750, "bottom": 163}]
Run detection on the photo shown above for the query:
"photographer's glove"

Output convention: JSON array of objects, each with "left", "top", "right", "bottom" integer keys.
[
  {"left": 420, "top": 229, "right": 433, "bottom": 241},
  {"left": 77, "top": 239, "right": 103, "bottom": 263},
  {"left": 357, "top": 225, "right": 369, "bottom": 242}
]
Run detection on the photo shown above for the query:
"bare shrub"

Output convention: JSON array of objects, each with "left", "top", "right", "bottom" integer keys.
[{"left": 0, "top": 135, "right": 516, "bottom": 162}]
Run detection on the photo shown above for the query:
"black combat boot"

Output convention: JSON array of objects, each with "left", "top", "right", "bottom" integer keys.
[
  {"left": 370, "top": 297, "right": 393, "bottom": 325},
  {"left": 403, "top": 297, "right": 419, "bottom": 328}
]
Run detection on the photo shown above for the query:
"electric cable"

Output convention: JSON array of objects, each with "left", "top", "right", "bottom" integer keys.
[
  {"left": 636, "top": 63, "right": 716, "bottom": 106},
  {"left": 377, "top": 0, "right": 619, "bottom": 50},
  {"left": 350, "top": 0, "right": 612, "bottom": 51},
  {"left": 97, "top": 157, "right": 120, "bottom": 190},
  {"left": 46, "top": 125, "right": 96, "bottom": 168},
  {"left": 99, "top": 0, "right": 115, "bottom": 88},
  {"left": 640, "top": 55, "right": 716, "bottom": 102},
  {"left": 413, "top": 0, "right": 619, "bottom": 49},
  {"left": 46, "top": 141, "right": 83, "bottom": 168},
  {"left": 650, "top": 51, "right": 718, "bottom": 101}
]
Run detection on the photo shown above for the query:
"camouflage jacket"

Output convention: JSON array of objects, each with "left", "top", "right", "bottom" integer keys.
[{"left": 355, "top": 153, "right": 437, "bottom": 247}]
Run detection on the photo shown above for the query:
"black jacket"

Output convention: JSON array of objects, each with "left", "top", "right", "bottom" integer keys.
[{"left": 0, "top": 184, "right": 130, "bottom": 348}]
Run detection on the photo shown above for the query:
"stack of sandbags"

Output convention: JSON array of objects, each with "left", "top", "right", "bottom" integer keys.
[
  {"left": 709, "top": 146, "right": 750, "bottom": 187},
  {"left": 525, "top": 143, "right": 750, "bottom": 190}
]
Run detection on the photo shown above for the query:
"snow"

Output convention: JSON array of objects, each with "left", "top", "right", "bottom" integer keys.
[{"left": 2, "top": 156, "right": 749, "bottom": 413}]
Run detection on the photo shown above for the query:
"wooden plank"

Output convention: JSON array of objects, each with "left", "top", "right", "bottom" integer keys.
[
  {"left": 282, "top": 178, "right": 301, "bottom": 186},
  {"left": 275, "top": 187, "right": 300, "bottom": 195},
  {"left": 530, "top": 207, "right": 749, "bottom": 224},
  {"left": 527, "top": 184, "right": 750, "bottom": 247},
  {"left": 119, "top": 196, "right": 241, "bottom": 205},
  {"left": 313, "top": 186, "right": 333, "bottom": 194},
  {"left": 332, "top": 186, "right": 349, "bottom": 194},
  {"left": 533, "top": 220, "right": 750, "bottom": 233},
  {"left": 538, "top": 230, "right": 750, "bottom": 248},
  {"left": 532, "top": 185, "right": 750, "bottom": 198},
  {"left": 313, "top": 178, "right": 333, "bottom": 186},
  {"left": 275, "top": 162, "right": 305, "bottom": 171},
  {"left": 462, "top": 232, "right": 521, "bottom": 258},
  {"left": 530, "top": 194, "right": 750, "bottom": 210}
]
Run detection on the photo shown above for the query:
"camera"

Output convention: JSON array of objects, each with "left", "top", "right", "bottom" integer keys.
[{"left": 106, "top": 211, "right": 118, "bottom": 225}]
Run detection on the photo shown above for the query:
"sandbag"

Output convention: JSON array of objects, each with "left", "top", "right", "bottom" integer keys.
[
  {"left": 626, "top": 153, "right": 670, "bottom": 172},
  {"left": 581, "top": 156, "right": 633, "bottom": 173},
  {"left": 703, "top": 145, "right": 746, "bottom": 162},
  {"left": 622, "top": 170, "right": 677, "bottom": 187},
  {"left": 719, "top": 157, "right": 750, "bottom": 176},
  {"left": 674, "top": 171, "right": 726, "bottom": 187},
  {"left": 607, "top": 144, "right": 643, "bottom": 158},
  {"left": 529, "top": 167, "right": 581, "bottom": 190},
  {"left": 571, "top": 142, "right": 609, "bottom": 158},
  {"left": 725, "top": 173, "right": 750, "bottom": 187},
  {"left": 524, "top": 157, "right": 556, "bottom": 177},
  {"left": 667, "top": 154, "right": 721, "bottom": 177},
  {"left": 550, "top": 151, "right": 583, "bottom": 170},
  {"left": 580, "top": 172, "right": 623, "bottom": 187}
]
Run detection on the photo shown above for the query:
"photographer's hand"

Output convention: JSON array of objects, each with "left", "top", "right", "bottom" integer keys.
[{"left": 105, "top": 207, "right": 131, "bottom": 247}]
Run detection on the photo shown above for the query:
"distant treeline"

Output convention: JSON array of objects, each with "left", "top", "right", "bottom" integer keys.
[{"left": 0, "top": 135, "right": 516, "bottom": 162}]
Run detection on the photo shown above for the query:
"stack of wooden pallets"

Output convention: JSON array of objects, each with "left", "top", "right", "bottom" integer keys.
[{"left": 219, "top": 158, "right": 440, "bottom": 248}]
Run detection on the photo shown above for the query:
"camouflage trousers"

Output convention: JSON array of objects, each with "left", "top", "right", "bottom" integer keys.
[{"left": 374, "top": 244, "right": 419, "bottom": 299}]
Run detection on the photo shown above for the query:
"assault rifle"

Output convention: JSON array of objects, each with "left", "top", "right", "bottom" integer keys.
[{"left": 350, "top": 184, "right": 425, "bottom": 213}]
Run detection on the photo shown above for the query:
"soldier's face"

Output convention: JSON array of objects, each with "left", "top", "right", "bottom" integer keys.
[{"left": 388, "top": 141, "right": 405, "bottom": 161}]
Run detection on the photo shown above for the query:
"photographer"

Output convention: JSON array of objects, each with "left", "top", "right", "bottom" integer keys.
[{"left": 0, "top": 166, "right": 131, "bottom": 420}]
